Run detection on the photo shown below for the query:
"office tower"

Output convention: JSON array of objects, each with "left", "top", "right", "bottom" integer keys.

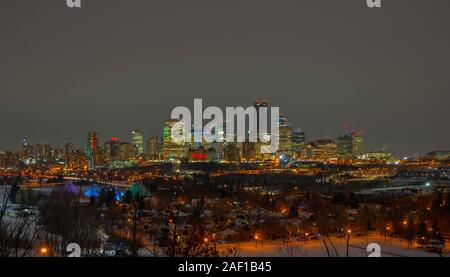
[
  {"left": 241, "top": 141, "right": 256, "bottom": 161},
  {"left": 109, "top": 137, "right": 121, "bottom": 161},
  {"left": 162, "top": 119, "right": 187, "bottom": 160},
  {"left": 352, "top": 131, "right": 364, "bottom": 157},
  {"left": 211, "top": 141, "right": 225, "bottom": 161},
  {"left": 64, "top": 143, "right": 75, "bottom": 165},
  {"left": 87, "top": 131, "right": 98, "bottom": 163},
  {"left": 0, "top": 149, "right": 5, "bottom": 168},
  {"left": 292, "top": 130, "right": 306, "bottom": 154},
  {"left": 254, "top": 100, "right": 268, "bottom": 133},
  {"left": 118, "top": 142, "right": 134, "bottom": 161},
  {"left": 277, "top": 115, "right": 293, "bottom": 156},
  {"left": 308, "top": 139, "right": 337, "bottom": 161},
  {"left": 240, "top": 100, "right": 267, "bottom": 161},
  {"left": 0, "top": 151, "right": 19, "bottom": 169},
  {"left": 35, "top": 143, "right": 52, "bottom": 162},
  {"left": 35, "top": 144, "right": 44, "bottom": 160},
  {"left": 52, "top": 148, "right": 64, "bottom": 161},
  {"left": 103, "top": 141, "right": 112, "bottom": 161},
  {"left": 299, "top": 143, "right": 312, "bottom": 160},
  {"left": 337, "top": 129, "right": 364, "bottom": 160},
  {"left": 94, "top": 146, "right": 108, "bottom": 166},
  {"left": 147, "top": 135, "right": 161, "bottom": 159},
  {"left": 224, "top": 143, "right": 241, "bottom": 162},
  {"left": 64, "top": 142, "right": 74, "bottom": 160},
  {"left": 131, "top": 129, "right": 144, "bottom": 156},
  {"left": 21, "top": 138, "right": 34, "bottom": 162},
  {"left": 337, "top": 133, "right": 354, "bottom": 160},
  {"left": 66, "top": 150, "right": 89, "bottom": 172}
]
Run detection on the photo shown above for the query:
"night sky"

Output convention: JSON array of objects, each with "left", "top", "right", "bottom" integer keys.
[{"left": 1, "top": 0, "right": 449, "bottom": 157}]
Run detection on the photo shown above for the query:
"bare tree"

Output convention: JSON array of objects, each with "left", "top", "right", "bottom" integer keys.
[{"left": 0, "top": 176, "right": 43, "bottom": 257}]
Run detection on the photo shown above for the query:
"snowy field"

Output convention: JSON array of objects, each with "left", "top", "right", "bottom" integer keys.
[{"left": 218, "top": 233, "right": 449, "bottom": 257}]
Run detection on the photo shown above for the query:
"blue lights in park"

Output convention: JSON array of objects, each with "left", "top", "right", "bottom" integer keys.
[
  {"left": 115, "top": 190, "right": 125, "bottom": 201},
  {"left": 83, "top": 183, "right": 125, "bottom": 201},
  {"left": 84, "top": 184, "right": 101, "bottom": 198}
]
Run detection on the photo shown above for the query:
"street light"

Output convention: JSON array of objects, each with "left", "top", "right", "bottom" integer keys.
[
  {"left": 385, "top": 226, "right": 391, "bottom": 243},
  {"left": 254, "top": 234, "right": 262, "bottom": 248},
  {"left": 346, "top": 229, "right": 351, "bottom": 257},
  {"left": 39, "top": 247, "right": 49, "bottom": 256}
]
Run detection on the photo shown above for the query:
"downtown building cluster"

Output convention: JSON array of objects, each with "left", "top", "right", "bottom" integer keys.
[{"left": 1, "top": 100, "right": 449, "bottom": 173}]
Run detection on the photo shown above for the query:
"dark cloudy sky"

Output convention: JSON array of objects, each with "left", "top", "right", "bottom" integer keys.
[{"left": 1, "top": 0, "right": 449, "bottom": 157}]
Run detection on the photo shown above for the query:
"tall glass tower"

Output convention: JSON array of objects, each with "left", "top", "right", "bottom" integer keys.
[
  {"left": 131, "top": 129, "right": 144, "bottom": 156},
  {"left": 87, "top": 131, "right": 98, "bottom": 165}
]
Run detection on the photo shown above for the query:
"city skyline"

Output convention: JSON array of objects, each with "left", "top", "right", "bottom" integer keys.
[
  {"left": 1, "top": 0, "right": 449, "bottom": 156},
  {"left": 0, "top": 104, "right": 447, "bottom": 158}
]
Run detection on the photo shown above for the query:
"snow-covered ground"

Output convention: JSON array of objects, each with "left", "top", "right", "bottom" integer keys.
[{"left": 218, "top": 233, "right": 449, "bottom": 257}]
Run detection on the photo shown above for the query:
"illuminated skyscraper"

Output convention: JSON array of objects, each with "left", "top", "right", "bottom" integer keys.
[
  {"left": 93, "top": 146, "right": 108, "bottom": 166},
  {"left": 87, "top": 131, "right": 98, "bottom": 165},
  {"left": 21, "top": 138, "right": 34, "bottom": 162},
  {"left": 162, "top": 119, "right": 187, "bottom": 160},
  {"left": 224, "top": 143, "right": 241, "bottom": 162},
  {"left": 35, "top": 143, "right": 52, "bottom": 162},
  {"left": 118, "top": 142, "right": 134, "bottom": 160},
  {"left": 64, "top": 143, "right": 74, "bottom": 164},
  {"left": 131, "top": 129, "right": 144, "bottom": 156},
  {"left": 109, "top": 137, "right": 120, "bottom": 161},
  {"left": 337, "top": 133, "right": 353, "bottom": 160},
  {"left": 52, "top": 148, "right": 64, "bottom": 161},
  {"left": 292, "top": 130, "right": 306, "bottom": 154},
  {"left": 254, "top": 100, "right": 268, "bottom": 133},
  {"left": 307, "top": 139, "right": 337, "bottom": 161},
  {"left": 147, "top": 135, "right": 161, "bottom": 159},
  {"left": 277, "top": 115, "right": 293, "bottom": 156},
  {"left": 249, "top": 100, "right": 268, "bottom": 160},
  {"left": 241, "top": 141, "right": 256, "bottom": 161},
  {"left": 337, "top": 130, "right": 363, "bottom": 160},
  {"left": 352, "top": 131, "right": 364, "bottom": 157}
]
